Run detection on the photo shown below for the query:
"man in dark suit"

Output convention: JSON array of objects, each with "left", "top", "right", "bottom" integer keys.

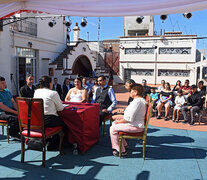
[
  {"left": 19, "top": 74, "right": 35, "bottom": 98},
  {"left": 53, "top": 77, "right": 62, "bottom": 99},
  {"left": 62, "top": 77, "right": 73, "bottom": 101}
]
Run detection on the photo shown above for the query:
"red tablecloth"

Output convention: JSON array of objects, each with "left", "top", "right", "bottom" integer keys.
[{"left": 58, "top": 102, "right": 100, "bottom": 154}]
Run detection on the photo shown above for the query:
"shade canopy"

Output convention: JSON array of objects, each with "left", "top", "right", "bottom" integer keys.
[{"left": 1, "top": 0, "right": 207, "bottom": 18}]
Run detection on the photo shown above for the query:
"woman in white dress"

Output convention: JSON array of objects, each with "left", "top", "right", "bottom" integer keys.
[{"left": 65, "top": 77, "right": 87, "bottom": 103}]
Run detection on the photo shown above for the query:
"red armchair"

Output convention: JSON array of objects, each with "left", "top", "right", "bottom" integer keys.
[{"left": 16, "top": 97, "right": 64, "bottom": 167}]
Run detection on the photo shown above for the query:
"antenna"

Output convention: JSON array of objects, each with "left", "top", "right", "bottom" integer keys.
[{"left": 98, "top": 17, "right": 101, "bottom": 42}]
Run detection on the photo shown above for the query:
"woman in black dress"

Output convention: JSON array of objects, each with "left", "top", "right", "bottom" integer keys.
[{"left": 156, "top": 82, "right": 173, "bottom": 120}]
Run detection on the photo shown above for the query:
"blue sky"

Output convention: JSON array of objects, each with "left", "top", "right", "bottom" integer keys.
[{"left": 68, "top": 9, "right": 207, "bottom": 49}]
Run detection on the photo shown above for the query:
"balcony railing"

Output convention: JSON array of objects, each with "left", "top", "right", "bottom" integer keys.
[{"left": 10, "top": 20, "right": 37, "bottom": 36}]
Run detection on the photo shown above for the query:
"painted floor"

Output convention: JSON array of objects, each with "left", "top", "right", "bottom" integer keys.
[
  {"left": 0, "top": 124, "right": 207, "bottom": 180},
  {"left": 0, "top": 85, "right": 206, "bottom": 180}
]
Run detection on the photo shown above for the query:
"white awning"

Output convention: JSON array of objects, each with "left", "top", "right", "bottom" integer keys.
[{"left": 1, "top": 0, "right": 207, "bottom": 18}]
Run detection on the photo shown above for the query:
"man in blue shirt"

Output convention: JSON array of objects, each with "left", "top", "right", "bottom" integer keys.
[
  {"left": 92, "top": 75, "right": 117, "bottom": 126},
  {"left": 0, "top": 76, "right": 20, "bottom": 139}
]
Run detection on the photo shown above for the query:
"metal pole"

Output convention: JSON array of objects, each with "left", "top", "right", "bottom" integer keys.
[{"left": 154, "top": 51, "right": 157, "bottom": 85}]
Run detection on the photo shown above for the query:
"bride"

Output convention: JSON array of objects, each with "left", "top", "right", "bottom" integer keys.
[{"left": 65, "top": 77, "right": 87, "bottom": 103}]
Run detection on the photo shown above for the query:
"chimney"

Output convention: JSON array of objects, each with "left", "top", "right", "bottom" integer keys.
[{"left": 73, "top": 22, "right": 80, "bottom": 42}]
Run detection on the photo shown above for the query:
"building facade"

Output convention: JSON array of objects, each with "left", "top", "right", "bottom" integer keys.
[
  {"left": 0, "top": 13, "right": 99, "bottom": 95},
  {"left": 119, "top": 33, "right": 197, "bottom": 85}
]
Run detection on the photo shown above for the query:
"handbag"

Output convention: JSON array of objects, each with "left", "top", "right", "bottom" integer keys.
[{"left": 27, "top": 138, "right": 44, "bottom": 151}]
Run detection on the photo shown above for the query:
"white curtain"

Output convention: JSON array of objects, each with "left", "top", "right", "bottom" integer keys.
[{"left": 1, "top": 0, "right": 207, "bottom": 18}]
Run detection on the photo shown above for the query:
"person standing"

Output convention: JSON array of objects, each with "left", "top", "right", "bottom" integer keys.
[
  {"left": 62, "top": 77, "right": 73, "bottom": 101},
  {"left": 92, "top": 75, "right": 117, "bottom": 126},
  {"left": 53, "top": 77, "right": 62, "bottom": 99},
  {"left": 108, "top": 70, "right": 114, "bottom": 86},
  {"left": 142, "top": 79, "right": 151, "bottom": 98},
  {"left": 0, "top": 76, "right": 20, "bottom": 139},
  {"left": 19, "top": 74, "right": 35, "bottom": 98}
]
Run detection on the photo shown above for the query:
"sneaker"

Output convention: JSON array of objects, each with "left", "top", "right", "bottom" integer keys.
[
  {"left": 172, "top": 119, "right": 175, "bottom": 122},
  {"left": 164, "top": 116, "right": 168, "bottom": 121},
  {"left": 10, "top": 133, "right": 21, "bottom": 141},
  {"left": 189, "top": 122, "right": 194, "bottom": 126},
  {"left": 156, "top": 115, "right": 161, "bottom": 119}
]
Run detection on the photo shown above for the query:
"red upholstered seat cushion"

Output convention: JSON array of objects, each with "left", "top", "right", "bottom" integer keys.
[
  {"left": 21, "top": 126, "right": 62, "bottom": 138},
  {"left": 118, "top": 131, "right": 144, "bottom": 136},
  {"left": 0, "top": 120, "right": 8, "bottom": 123}
]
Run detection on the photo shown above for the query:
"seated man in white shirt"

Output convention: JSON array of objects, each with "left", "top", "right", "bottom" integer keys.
[
  {"left": 34, "top": 76, "right": 66, "bottom": 149},
  {"left": 34, "top": 76, "right": 65, "bottom": 128}
]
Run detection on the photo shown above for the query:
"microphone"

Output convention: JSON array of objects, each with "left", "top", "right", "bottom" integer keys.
[{"left": 10, "top": 73, "right": 13, "bottom": 80}]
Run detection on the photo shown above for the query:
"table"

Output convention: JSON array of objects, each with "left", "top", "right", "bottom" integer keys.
[{"left": 58, "top": 102, "right": 100, "bottom": 154}]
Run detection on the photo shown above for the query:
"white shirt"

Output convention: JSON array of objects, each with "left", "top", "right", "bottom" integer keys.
[
  {"left": 158, "top": 86, "right": 164, "bottom": 92},
  {"left": 124, "top": 97, "right": 147, "bottom": 128},
  {"left": 34, "top": 88, "right": 64, "bottom": 116}
]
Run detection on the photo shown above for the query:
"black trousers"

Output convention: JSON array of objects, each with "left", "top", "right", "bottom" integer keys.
[
  {"left": 0, "top": 112, "right": 19, "bottom": 136},
  {"left": 44, "top": 115, "right": 67, "bottom": 131},
  {"left": 99, "top": 111, "right": 110, "bottom": 127},
  {"left": 44, "top": 115, "right": 67, "bottom": 147}
]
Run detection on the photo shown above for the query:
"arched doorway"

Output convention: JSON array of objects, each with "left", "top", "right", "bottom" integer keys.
[{"left": 72, "top": 55, "right": 93, "bottom": 77}]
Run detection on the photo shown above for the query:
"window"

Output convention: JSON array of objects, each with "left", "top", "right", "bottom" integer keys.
[
  {"left": 158, "top": 70, "right": 190, "bottom": 77},
  {"left": 159, "top": 48, "right": 191, "bottom": 54}
]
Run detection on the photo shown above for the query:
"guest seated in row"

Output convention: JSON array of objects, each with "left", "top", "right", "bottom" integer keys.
[
  {"left": 150, "top": 87, "right": 158, "bottom": 116},
  {"left": 157, "top": 80, "right": 165, "bottom": 93},
  {"left": 173, "top": 80, "right": 181, "bottom": 92},
  {"left": 62, "top": 77, "right": 73, "bottom": 101},
  {"left": 197, "top": 80, "right": 206, "bottom": 97},
  {"left": 172, "top": 80, "right": 181, "bottom": 97},
  {"left": 0, "top": 76, "right": 20, "bottom": 139},
  {"left": 181, "top": 85, "right": 203, "bottom": 126},
  {"left": 110, "top": 84, "right": 147, "bottom": 157},
  {"left": 65, "top": 77, "right": 87, "bottom": 103},
  {"left": 19, "top": 74, "right": 36, "bottom": 98},
  {"left": 172, "top": 90, "right": 185, "bottom": 123},
  {"left": 156, "top": 82, "right": 173, "bottom": 120},
  {"left": 92, "top": 75, "right": 117, "bottom": 127},
  {"left": 179, "top": 79, "right": 191, "bottom": 100}
]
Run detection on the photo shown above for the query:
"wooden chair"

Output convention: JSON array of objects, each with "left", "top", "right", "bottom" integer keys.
[
  {"left": 103, "top": 114, "right": 112, "bottom": 136},
  {"left": 118, "top": 102, "right": 153, "bottom": 159},
  {"left": 16, "top": 97, "right": 65, "bottom": 167},
  {"left": 0, "top": 120, "right": 9, "bottom": 143},
  {"left": 145, "top": 94, "right": 151, "bottom": 103}
]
